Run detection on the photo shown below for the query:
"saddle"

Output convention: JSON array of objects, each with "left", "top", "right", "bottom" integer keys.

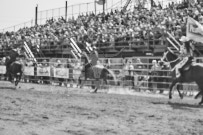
[{"left": 180, "top": 57, "right": 193, "bottom": 72}]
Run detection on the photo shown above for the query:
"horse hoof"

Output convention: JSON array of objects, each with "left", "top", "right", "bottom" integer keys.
[
  {"left": 169, "top": 96, "right": 172, "bottom": 99},
  {"left": 194, "top": 96, "right": 198, "bottom": 99},
  {"left": 198, "top": 102, "right": 203, "bottom": 105},
  {"left": 91, "top": 89, "right": 97, "bottom": 93}
]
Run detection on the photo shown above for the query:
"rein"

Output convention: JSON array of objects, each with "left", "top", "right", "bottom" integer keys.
[{"left": 161, "top": 51, "right": 181, "bottom": 71}]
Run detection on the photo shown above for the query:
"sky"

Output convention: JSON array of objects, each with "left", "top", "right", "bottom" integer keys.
[
  {"left": 0, "top": 0, "right": 124, "bottom": 32},
  {"left": 0, "top": 0, "right": 180, "bottom": 32}
]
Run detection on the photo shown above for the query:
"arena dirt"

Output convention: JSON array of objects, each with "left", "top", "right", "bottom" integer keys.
[{"left": 0, "top": 81, "right": 203, "bottom": 135}]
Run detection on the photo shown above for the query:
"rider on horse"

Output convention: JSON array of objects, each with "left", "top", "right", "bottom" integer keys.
[
  {"left": 175, "top": 36, "right": 194, "bottom": 78},
  {"left": 82, "top": 46, "right": 99, "bottom": 69},
  {"left": 5, "top": 43, "right": 22, "bottom": 81}
]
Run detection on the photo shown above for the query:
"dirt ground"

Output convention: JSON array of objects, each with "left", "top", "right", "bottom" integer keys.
[{"left": 0, "top": 81, "right": 203, "bottom": 135}]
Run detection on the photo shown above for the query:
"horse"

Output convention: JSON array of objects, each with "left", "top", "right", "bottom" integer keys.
[
  {"left": 78, "top": 52, "right": 117, "bottom": 93},
  {"left": 161, "top": 48, "right": 203, "bottom": 105},
  {"left": 78, "top": 62, "right": 117, "bottom": 93},
  {"left": 6, "top": 56, "right": 25, "bottom": 88}
]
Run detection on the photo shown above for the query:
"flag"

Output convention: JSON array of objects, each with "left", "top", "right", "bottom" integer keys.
[
  {"left": 187, "top": 16, "right": 203, "bottom": 43},
  {"left": 96, "top": 0, "right": 105, "bottom": 5}
]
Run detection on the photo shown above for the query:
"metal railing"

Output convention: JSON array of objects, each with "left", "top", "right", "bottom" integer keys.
[{"left": 0, "top": 57, "right": 200, "bottom": 95}]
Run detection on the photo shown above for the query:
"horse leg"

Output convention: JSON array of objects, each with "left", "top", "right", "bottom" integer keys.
[
  {"left": 8, "top": 72, "right": 12, "bottom": 82},
  {"left": 198, "top": 94, "right": 203, "bottom": 105},
  {"left": 194, "top": 87, "right": 203, "bottom": 105},
  {"left": 177, "top": 83, "right": 183, "bottom": 99},
  {"left": 102, "top": 78, "right": 108, "bottom": 90},
  {"left": 194, "top": 91, "right": 202, "bottom": 99},
  {"left": 169, "top": 79, "right": 179, "bottom": 99},
  {"left": 77, "top": 77, "right": 81, "bottom": 88},
  {"left": 14, "top": 74, "right": 22, "bottom": 88},
  {"left": 93, "top": 79, "right": 99, "bottom": 93},
  {"left": 197, "top": 89, "right": 203, "bottom": 105},
  {"left": 80, "top": 79, "right": 85, "bottom": 88}
]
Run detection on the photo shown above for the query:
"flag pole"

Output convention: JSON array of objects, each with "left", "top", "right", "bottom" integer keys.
[
  {"left": 103, "top": 0, "right": 105, "bottom": 14},
  {"left": 94, "top": 0, "right": 96, "bottom": 15}
]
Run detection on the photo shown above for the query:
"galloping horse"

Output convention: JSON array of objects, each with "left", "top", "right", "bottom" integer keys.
[
  {"left": 6, "top": 56, "right": 25, "bottom": 88},
  {"left": 161, "top": 49, "right": 203, "bottom": 105},
  {"left": 79, "top": 52, "right": 117, "bottom": 93}
]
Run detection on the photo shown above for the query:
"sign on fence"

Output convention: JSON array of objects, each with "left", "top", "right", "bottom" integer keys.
[
  {"left": 37, "top": 67, "right": 50, "bottom": 76},
  {"left": 73, "top": 69, "right": 82, "bottom": 79},
  {"left": 53, "top": 68, "right": 69, "bottom": 78},
  {"left": 0, "top": 66, "right": 6, "bottom": 74},
  {"left": 24, "top": 67, "right": 34, "bottom": 76}
]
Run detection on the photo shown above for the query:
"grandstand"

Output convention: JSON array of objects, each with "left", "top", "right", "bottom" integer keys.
[{"left": 0, "top": 0, "right": 203, "bottom": 58}]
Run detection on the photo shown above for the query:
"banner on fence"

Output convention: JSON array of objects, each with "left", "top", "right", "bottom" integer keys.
[
  {"left": 0, "top": 66, "right": 6, "bottom": 74},
  {"left": 37, "top": 67, "right": 51, "bottom": 76},
  {"left": 73, "top": 69, "right": 82, "bottom": 79},
  {"left": 24, "top": 67, "right": 34, "bottom": 76},
  {"left": 53, "top": 68, "right": 69, "bottom": 78}
]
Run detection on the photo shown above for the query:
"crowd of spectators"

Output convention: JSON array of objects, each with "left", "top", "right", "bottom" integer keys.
[{"left": 0, "top": 0, "right": 203, "bottom": 57}]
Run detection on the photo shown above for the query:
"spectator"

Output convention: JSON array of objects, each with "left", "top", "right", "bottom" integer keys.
[
  {"left": 54, "top": 59, "right": 65, "bottom": 86},
  {"left": 24, "top": 58, "right": 34, "bottom": 83},
  {"left": 149, "top": 60, "right": 160, "bottom": 91}
]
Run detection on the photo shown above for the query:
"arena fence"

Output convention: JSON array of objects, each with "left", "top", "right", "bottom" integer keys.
[{"left": 0, "top": 57, "right": 201, "bottom": 95}]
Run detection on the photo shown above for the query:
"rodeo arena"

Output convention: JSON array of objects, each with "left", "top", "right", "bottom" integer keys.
[{"left": 1, "top": 0, "right": 203, "bottom": 134}]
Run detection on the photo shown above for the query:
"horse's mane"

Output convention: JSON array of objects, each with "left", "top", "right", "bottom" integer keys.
[{"left": 167, "top": 49, "right": 178, "bottom": 61}]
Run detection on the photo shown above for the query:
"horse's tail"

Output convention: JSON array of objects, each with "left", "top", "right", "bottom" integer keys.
[{"left": 103, "top": 68, "right": 117, "bottom": 85}]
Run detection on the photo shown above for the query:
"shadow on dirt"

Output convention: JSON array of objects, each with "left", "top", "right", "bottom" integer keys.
[
  {"left": 168, "top": 102, "right": 203, "bottom": 110},
  {"left": 0, "top": 87, "right": 15, "bottom": 90},
  {"left": 151, "top": 101, "right": 203, "bottom": 110}
]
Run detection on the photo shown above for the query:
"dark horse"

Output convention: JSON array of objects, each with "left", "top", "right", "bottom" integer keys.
[
  {"left": 161, "top": 49, "right": 203, "bottom": 105},
  {"left": 6, "top": 58, "right": 25, "bottom": 88},
  {"left": 78, "top": 55, "right": 117, "bottom": 93}
]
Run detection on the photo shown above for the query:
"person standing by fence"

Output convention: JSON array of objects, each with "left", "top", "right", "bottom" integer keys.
[{"left": 149, "top": 60, "right": 160, "bottom": 92}]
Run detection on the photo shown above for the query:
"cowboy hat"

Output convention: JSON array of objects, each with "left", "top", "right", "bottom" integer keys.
[
  {"left": 179, "top": 36, "right": 189, "bottom": 42},
  {"left": 152, "top": 60, "right": 157, "bottom": 63}
]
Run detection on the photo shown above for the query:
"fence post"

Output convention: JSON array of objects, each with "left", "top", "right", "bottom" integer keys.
[
  {"left": 46, "top": 10, "right": 48, "bottom": 21},
  {"left": 94, "top": 0, "right": 96, "bottom": 15},
  {"left": 79, "top": 4, "right": 81, "bottom": 15},
  {"left": 52, "top": 9, "right": 54, "bottom": 18},
  {"left": 72, "top": 5, "right": 73, "bottom": 17},
  {"left": 87, "top": 3, "right": 89, "bottom": 14},
  {"left": 58, "top": 8, "right": 60, "bottom": 18},
  {"left": 35, "top": 5, "right": 38, "bottom": 26},
  {"left": 65, "top": 1, "right": 68, "bottom": 21}
]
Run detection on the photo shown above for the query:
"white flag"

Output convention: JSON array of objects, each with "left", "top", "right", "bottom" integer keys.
[{"left": 187, "top": 16, "right": 203, "bottom": 43}]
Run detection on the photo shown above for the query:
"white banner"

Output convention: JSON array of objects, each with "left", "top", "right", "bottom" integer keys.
[
  {"left": 187, "top": 16, "right": 203, "bottom": 43},
  {"left": 37, "top": 67, "right": 50, "bottom": 76},
  {"left": 0, "top": 66, "right": 6, "bottom": 74},
  {"left": 53, "top": 68, "right": 69, "bottom": 78},
  {"left": 24, "top": 67, "right": 34, "bottom": 76},
  {"left": 73, "top": 69, "right": 82, "bottom": 79}
]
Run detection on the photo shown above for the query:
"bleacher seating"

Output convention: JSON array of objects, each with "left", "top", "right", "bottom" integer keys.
[{"left": 0, "top": 0, "right": 203, "bottom": 58}]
